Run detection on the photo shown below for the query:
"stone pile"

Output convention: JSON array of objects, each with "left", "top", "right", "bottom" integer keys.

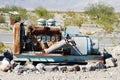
[
  {"left": 0, "top": 57, "right": 117, "bottom": 75},
  {"left": 0, "top": 49, "right": 118, "bottom": 75}
]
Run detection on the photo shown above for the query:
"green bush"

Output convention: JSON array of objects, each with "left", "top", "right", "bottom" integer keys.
[
  {"left": 0, "top": 6, "right": 27, "bottom": 22},
  {"left": 85, "top": 3, "right": 115, "bottom": 32},
  {"left": 64, "top": 12, "right": 87, "bottom": 26},
  {"left": 34, "top": 7, "right": 53, "bottom": 19},
  {"left": 0, "top": 16, "right": 5, "bottom": 23},
  {"left": 0, "top": 42, "right": 5, "bottom": 53}
]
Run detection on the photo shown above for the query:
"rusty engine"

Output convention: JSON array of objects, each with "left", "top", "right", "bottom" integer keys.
[{"left": 13, "top": 19, "right": 103, "bottom": 63}]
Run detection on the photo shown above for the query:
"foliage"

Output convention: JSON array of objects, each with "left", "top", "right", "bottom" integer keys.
[
  {"left": 0, "top": 42, "right": 5, "bottom": 53},
  {"left": 64, "top": 11, "right": 87, "bottom": 26},
  {"left": 34, "top": 7, "right": 53, "bottom": 19},
  {"left": 0, "top": 6, "right": 27, "bottom": 22},
  {"left": 0, "top": 16, "right": 5, "bottom": 23},
  {"left": 85, "top": 3, "right": 115, "bottom": 32}
]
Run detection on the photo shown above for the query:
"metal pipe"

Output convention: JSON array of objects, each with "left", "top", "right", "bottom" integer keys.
[{"left": 44, "top": 40, "right": 67, "bottom": 53}]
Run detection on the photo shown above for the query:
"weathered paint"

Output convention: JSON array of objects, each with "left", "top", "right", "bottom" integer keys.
[
  {"left": 13, "top": 22, "right": 21, "bottom": 54},
  {"left": 14, "top": 54, "right": 104, "bottom": 63},
  {"left": 13, "top": 22, "right": 103, "bottom": 63}
]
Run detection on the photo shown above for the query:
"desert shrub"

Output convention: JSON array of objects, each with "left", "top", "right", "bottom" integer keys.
[
  {"left": 0, "top": 16, "right": 5, "bottom": 23},
  {"left": 35, "top": 7, "right": 54, "bottom": 19},
  {"left": 0, "top": 42, "right": 5, "bottom": 53},
  {"left": 0, "top": 6, "right": 27, "bottom": 22},
  {"left": 64, "top": 12, "right": 87, "bottom": 26},
  {"left": 85, "top": 3, "right": 115, "bottom": 32}
]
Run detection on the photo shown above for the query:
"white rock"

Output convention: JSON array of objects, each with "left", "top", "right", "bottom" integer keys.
[
  {"left": 0, "top": 58, "right": 11, "bottom": 72},
  {"left": 105, "top": 58, "right": 117, "bottom": 67},
  {"left": 25, "top": 64, "right": 36, "bottom": 70},
  {"left": 13, "top": 64, "right": 24, "bottom": 74},
  {"left": 36, "top": 63, "right": 45, "bottom": 71},
  {"left": 44, "top": 65, "right": 59, "bottom": 72}
]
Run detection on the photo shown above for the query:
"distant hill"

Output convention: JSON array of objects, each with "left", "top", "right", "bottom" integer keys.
[{"left": 0, "top": 0, "right": 120, "bottom": 12}]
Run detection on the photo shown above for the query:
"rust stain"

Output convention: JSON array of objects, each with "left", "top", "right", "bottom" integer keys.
[
  {"left": 28, "top": 25, "right": 61, "bottom": 36},
  {"left": 13, "top": 22, "right": 21, "bottom": 54}
]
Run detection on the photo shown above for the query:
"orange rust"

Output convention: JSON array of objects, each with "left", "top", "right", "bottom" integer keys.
[
  {"left": 13, "top": 22, "right": 21, "bottom": 54},
  {"left": 28, "top": 25, "right": 61, "bottom": 36}
]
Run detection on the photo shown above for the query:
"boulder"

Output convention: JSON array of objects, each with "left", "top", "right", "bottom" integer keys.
[
  {"left": 36, "top": 63, "right": 45, "bottom": 71},
  {"left": 0, "top": 58, "right": 11, "bottom": 72},
  {"left": 60, "top": 66, "right": 67, "bottom": 73},
  {"left": 68, "top": 65, "right": 80, "bottom": 72},
  {"left": 44, "top": 65, "right": 59, "bottom": 72}
]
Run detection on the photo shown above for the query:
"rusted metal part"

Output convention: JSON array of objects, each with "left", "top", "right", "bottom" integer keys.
[
  {"left": 28, "top": 25, "right": 61, "bottom": 36},
  {"left": 24, "top": 25, "right": 62, "bottom": 51},
  {"left": 13, "top": 22, "right": 25, "bottom": 54},
  {"left": 13, "top": 22, "right": 21, "bottom": 54}
]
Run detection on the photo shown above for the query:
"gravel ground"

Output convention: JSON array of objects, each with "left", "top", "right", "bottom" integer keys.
[{"left": 0, "top": 66, "right": 119, "bottom": 80}]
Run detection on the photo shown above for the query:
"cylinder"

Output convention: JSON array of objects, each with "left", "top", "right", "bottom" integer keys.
[{"left": 44, "top": 40, "right": 67, "bottom": 53}]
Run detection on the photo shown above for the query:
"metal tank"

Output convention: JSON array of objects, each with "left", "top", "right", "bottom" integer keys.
[{"left": 37, "top": 18, "right": 46, "bottom": 26}]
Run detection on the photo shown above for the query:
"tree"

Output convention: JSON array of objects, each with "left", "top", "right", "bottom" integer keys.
[{"left": 85, "top": 3, "right": 115, "bottom": 32}]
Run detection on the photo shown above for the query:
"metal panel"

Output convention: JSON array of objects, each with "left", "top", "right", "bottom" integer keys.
[
  {"left": 14, "top": 54, "right": 104, "bottom": 63},
  {"left": 87, "top": 37, "right": 91, "bottom": 55},
  {"left": 71, "top": 37, "right": 88, "bottom": 55}
]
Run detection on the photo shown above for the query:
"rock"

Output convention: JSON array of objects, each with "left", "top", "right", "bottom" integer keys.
[
  {"left": 44, "top": 65, "right": 59, "bottom": 72},
  {"left": 68, "top": 65, "right": 80, "bottom": 72},
  {"left": 25, "top": 64, "right": 36, "bottom": 71},
  {"left": 80, "top": 65, "right": 96, "bottom": 72},
  {"left": 24, "top": 61, "right": 36, "bottom": 72},
  {"left": 105, "top": 58, "right": 117, "bottom": 68},
  {"left": 60, "top": 66, "right": 67, "bottom": 73},
  {"left": 36, "top": 63, "right": 45, "bottom": 71},
  {"left": 93, "top": 62, "right": 106, "bottom": 69},
  {"left": 80, "top": 66, "right": 87, "bottom": 72},
  {"left": 80, "top": 62, "right": 105, "bottom": 72},
  {"left": 13, "top": 64, "right": 25, "bottom": 74},
  {"left": 85, "top": 65, "right": 96, "bottom": 71},
  {"left": 10, "top": 60, "right": 19, "bottom": 69},
  {"left": 0, "top": 58, "right": 11, "bottom": 72}
]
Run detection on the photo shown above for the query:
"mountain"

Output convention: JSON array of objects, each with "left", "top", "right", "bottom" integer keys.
[{"left": 0, "top": 0, "right": 120, "bottom": 12}]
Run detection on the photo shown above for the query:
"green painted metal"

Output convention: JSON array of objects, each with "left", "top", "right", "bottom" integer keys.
[{"left": 14, "top": 54, "right": 103, "bottom": 63}]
